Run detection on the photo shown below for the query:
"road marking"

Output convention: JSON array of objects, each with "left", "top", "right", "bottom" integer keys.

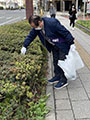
[
  {"left": 6, "top": 17, "right": 12, "bottom": 20},
  {"left": 0, "top": 17, "right": 20, "bottom": 26}
]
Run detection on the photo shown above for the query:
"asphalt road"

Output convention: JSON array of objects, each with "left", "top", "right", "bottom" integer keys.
[{"left": 0, "top": 9, "right": 26, "bottom": 26}]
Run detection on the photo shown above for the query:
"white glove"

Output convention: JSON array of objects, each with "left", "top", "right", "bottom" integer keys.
[
  {"left": 70, "top": 44, "right": 76, "bottom": 51},
  {"left": 21, "top": 47, "right": 26, "bottom": 55}
]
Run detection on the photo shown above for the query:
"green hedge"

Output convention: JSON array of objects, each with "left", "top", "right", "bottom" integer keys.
[
  {"left": 0, "top": 6, "right": 4, "bottom": 10},
  {"left": 0, "top": 20, "right": 48, "bottom": 120},
  {"left": 76, "top": 20, "right": 90, "bottom": 30}
]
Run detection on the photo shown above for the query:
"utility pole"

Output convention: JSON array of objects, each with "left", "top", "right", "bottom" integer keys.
[
  {"left": 26, "top": 0, "right": 33, "bottom": 19},
  {"left": 76, "top": 0, "right": 78, "bottom": 11},
  {"left": 83, "top": 1, "right": 86, "bottom": 19},
  {"left": 82, "top": 0, "right": 86, "bottom": 19}
]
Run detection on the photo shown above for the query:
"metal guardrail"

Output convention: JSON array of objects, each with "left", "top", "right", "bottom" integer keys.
[{"left": 76, "top": 23, "right": 90, "bottom": 33}]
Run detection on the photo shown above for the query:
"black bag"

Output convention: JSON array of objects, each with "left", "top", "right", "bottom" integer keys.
[{"left": 69, "top": 15, "right": 73, "bottom": 19}]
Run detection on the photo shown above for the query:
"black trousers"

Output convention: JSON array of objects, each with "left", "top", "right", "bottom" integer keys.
[
  {"left": 52, "top": 46, "right": 67, "bottom": 81},
  {"left": 70, "top": 19, "right": 75, "bottom": 27},
  {"left": 51, "top": 14, "right": 56, "bottom": 18}
]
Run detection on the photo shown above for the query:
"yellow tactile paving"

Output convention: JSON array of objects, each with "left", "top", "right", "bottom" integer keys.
[{"left": 75, "top": 40, "right": 90, "bottom": 70}]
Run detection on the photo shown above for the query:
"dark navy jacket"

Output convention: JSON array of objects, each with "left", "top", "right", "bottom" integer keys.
[{"left": 24, "top": 17, "right": 74, "bottom": 54}]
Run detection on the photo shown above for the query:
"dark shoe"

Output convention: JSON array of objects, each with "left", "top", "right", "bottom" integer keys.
[
  {"left": 54, "top": 81, "right": 68, "bottom": 89},
  {"left": 48, "top": 76, "right": 60, "bottom": 84}
]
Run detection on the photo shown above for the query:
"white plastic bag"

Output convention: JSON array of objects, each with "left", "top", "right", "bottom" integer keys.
[{"left": 58, "top": 44, "right": 84, "bottom": 80}]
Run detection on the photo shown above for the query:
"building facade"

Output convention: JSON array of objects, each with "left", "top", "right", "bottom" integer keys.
[
  {"left": 45, "top": 0, "right": 83, "bottom": 11},
  {"left": 0, "top": 0, "right": 7, "bottom": 9},
  {"left": 0, "top": 0, "right": 25, "bottom": 9},
  {"left": 53, "top": 0, "right": 75, "bottom": 11}
]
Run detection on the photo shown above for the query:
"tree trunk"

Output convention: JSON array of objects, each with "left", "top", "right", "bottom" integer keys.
[{"left": 26, "top": 0, "right": 33, "bottom": 19}]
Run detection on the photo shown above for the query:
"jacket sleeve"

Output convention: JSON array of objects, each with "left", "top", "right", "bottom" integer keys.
[
  {"left": 56, "top": 19, "right": 74, "bottom": 45},
  {"left": 23, "top": 28, "right": 37, "bottom": 48}
]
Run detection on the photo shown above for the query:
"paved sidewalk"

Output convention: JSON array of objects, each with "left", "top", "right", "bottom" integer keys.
[
  {"left": 46, "top": 15, "right": 90, "bottom": 120},
  {"left": 45, "top": 11, "right": 90, "bottom": 20}
]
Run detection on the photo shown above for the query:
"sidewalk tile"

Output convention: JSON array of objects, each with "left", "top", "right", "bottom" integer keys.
[
  {"left": 79, "top": 73, "right": 90, "bottom": 82},
  {"left": 56, "top": 110, "right": 74, "bottom": 120},
  {"left": 68, "top": 87, "right": 88, "bottom": 101},
  {"left": 46, "top": 111, "right": 55, "bottom": 120},
  {"left": 55, "top": 88, "right": 68, "bottom": 100},
  {"left": 75, "top": 118, "right": 90, "bottom": 120},
  {"left": 72, "top": 101, "right": 90, "bottom": 119},
  {"left": 46, "top": 85, "right": 55, "bottom": 110},
  {"left": 88, "top": 94, "right": 90, "bottom": 99},
  {"left": 68, "top": 78, "right": 83, "bottom": 89},
  {"left": 56, "top": 99, "right": 71, "bottom": 110},
  {"left": 81, "top": 81, "right": 90, "bottom": 94},
  {"left": 77, "top": 66, "right": 90, "bottom": 74}
]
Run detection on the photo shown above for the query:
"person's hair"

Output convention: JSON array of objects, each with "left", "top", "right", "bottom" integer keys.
[
  {"left": 28, "top": 15, "right": 42, "bottom": 26},
  {"left": 71, "top": 4, "right": 75, "bottom": 8}
]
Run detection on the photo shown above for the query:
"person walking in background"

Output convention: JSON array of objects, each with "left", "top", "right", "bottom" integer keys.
[
  {"left": 69, "top": 4, "right": 77, "bottom": 30},
  {"left": 21, "top": 15, "right": 74, "bottom": 89},
  {"left": 49, "top": 4, "right": 56, "bottom": 18}
]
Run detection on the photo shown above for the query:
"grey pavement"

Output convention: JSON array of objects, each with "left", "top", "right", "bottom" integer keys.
[
  {"left": 0, "top": 9, "right": 25, "bottom": 26},
  {"left": 46, "top": 14, "right": 90, "bottom": 120}
]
